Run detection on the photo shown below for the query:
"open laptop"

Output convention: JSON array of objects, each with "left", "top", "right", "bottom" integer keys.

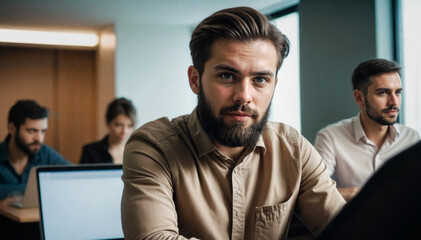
[
  {"left": 37, "top": 164, "right": 125, "bottom": 240},
  {"left": 9, "top": 166, "right": 39, "bottom": 208}
]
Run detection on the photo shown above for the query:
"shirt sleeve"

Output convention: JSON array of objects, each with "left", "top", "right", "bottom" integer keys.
[
  {"left": 314, "top": 129, "right": 336, "bottom": 176},
  {"left": 295, "top": 134, "right": 346, "bottom": 235},
  {"left": 121, "top": 131, "right": 199, "bottom": 240},
  {"left": 43, "top": 146, "right": 72, "bottom": 165},
  {"left": 0, "top": 183, "right": 25, "bottom": 200}
]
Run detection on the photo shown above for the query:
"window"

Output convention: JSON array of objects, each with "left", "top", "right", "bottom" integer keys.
[
  {"left": 399, "top": 0, "right": 421, "bottom": 134},
  {"left": 269, "top": 10, "right": 301, "bottom": 132}
]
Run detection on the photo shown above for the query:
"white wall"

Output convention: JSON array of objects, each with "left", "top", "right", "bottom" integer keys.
[{"left": 114, "top": 23, "right": 197, "bottom": 127}]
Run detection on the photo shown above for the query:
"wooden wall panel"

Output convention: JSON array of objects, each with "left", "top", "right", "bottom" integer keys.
[
  {"left": 0, "top": 47, "right": 56, "bottom": 148},
  {"left": 57, "top": 50, "right": 97, "bottom": 163},
  {"left": 0, "top": 46, "right": 99, "bottom": 164}
]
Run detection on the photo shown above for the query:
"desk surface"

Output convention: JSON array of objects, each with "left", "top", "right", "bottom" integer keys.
[{"left": 0, "top": 205, "right": 39, "bottom": 223}]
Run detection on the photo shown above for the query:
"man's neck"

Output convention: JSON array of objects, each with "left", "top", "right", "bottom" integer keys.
[
  {"left": 7, "top": 138, "right": 29, "bottom": 175},
  {"left": 360, "top": 114, "right": 390, "bottom": 149}
]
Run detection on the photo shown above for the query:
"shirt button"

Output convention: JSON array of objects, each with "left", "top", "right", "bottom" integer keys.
[
  {"left": 235, "top": 211, "right": 239, "bottom": 217},
  {"left": 234, "top": 169, "right": 237, "bottom": 174},
  {"left": 236, "top": 189, "right": 241, "bottom": 195}
]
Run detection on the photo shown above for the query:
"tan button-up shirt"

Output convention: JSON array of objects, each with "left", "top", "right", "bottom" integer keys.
[{"left": 121, "top": 109, "right": 345, "bottom": 240}]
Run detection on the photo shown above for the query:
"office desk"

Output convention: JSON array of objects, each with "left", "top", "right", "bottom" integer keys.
[{"left": 0, "top": 205, "right": 39, "bottom": 223}]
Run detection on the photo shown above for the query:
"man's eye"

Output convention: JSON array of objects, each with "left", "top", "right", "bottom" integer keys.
[
  {"left": 220, "top": 73, "right": 234, "bottom": 81},
  {"left": 254, "top": 76, "right": 267, "bottom": 84},
  {"left": 377, "top": 91, "right": 386, "bottom": 95}
]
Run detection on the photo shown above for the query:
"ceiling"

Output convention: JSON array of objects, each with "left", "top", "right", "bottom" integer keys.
[{"left": 0, "top": 0, "right": 298, "bottom": 31}]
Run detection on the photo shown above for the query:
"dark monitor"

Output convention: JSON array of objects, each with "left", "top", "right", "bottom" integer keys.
[{"left": 317, "top": 141, "right": 421, "bottom": 240}]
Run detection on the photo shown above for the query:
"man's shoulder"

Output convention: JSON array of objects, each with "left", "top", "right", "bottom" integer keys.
[
  {"left": 132, "top": 115, "right": 189, "bottom": 142},
  {"left": 40, "top": 144, "right": 59, "bottom": 154},
  {"left": 37, "top": 144, "right": 69, "bottom": 164},
  {"left": 318, "top": 117, "right": 354, "bottom": 135},
  {"left": 264, "top": 121, "right": 301, "bottom": 140},
  {"left": 395, "top": 124, "right": 421, "bottom": 140},
  {"left": 266, "top": 121, "right": 299, "bottom": 133}
]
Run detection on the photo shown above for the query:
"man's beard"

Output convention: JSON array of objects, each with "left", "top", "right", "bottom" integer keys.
[
  {"left": 15, "top": 129, "right": 41, "bottom": 157},
  {"left": 197, "top": 87, "right": 270, "bottom": 147},
  {"left": 365, "top": 99, "right": 399, "bottom": 126}
]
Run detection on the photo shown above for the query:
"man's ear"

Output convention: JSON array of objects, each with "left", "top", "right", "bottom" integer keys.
[
  {"left": 188, "top": 65, "right": 200, "bottom": 95},
  {"left": 8, "top": 122, "right": 16, "bottom": 135},
  {"left": 353, "top": 89, "right": 364, "bottom": 108}
]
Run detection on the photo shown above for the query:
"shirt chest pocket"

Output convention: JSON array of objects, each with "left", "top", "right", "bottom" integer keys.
[{"left": 254, "top": 195, "right": 294, "bottom": 240}]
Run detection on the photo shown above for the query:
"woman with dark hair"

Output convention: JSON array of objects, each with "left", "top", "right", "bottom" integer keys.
[{"left": 79, "top": 98, "right": 136, "bottom": 164}]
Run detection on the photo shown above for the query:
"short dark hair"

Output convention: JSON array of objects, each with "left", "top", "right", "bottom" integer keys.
[
  {"left": 352, "top": 58, "right": 401, "bottom": 95},
  {"left": 106, "top": 98, "right": 137, "bottom": 124},
  {"left": 189, "top": 6, "right": 290, "bottom": 77},
  {"left": 8, "top": 100, "right": 49, "bottom": 129}
]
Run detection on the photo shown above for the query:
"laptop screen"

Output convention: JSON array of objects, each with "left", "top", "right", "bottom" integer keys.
[{"left": 37, "top": 165, "right": 124, "bottom": 240}]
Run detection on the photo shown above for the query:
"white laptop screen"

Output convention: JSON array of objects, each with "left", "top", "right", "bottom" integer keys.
[{"left": 37, "top": 166, "right": 124, "bottom": 240}]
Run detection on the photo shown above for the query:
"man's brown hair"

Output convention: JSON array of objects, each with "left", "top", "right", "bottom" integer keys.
[{"left": 189, "top": 6, "right": 290, "bottom": 77}]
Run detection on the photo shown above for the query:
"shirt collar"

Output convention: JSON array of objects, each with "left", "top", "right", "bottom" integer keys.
[
  {"left": 254, "top": 129, "right": 266, "bottom": 154},
  {"left": 187, "top": 108, "right": 218, "bottom": 158},
  {"left": 187, "top": 107, "right": 266, "bottom": 157},
  {"left": 353, "top": 113, "right": 366, "bottom": 142},
  {"left": 353, "top": 112, "right": 400, "bottom": 142}
]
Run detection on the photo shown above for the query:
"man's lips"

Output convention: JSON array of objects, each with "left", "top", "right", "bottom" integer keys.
[
  {"left": 383, "top": 110, "right": 399, "bottom": 115},
  {"left": 224, "top": 111, "right": 253, "bottom": 121},
  {"left": 30, "top": 143, "right": 41, "bottom": 149}
]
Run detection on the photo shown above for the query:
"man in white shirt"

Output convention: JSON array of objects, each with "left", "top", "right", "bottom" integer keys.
[{"left": 315, "top": 58, "right": 420, "bottom": 202}]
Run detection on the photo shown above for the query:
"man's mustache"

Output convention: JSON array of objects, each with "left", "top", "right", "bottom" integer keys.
[
  {"left": 220, "top": 104, "right": 258, "bottom": 118},
  {"left": 382, "top": 106, "right": 399, "bottom": 113},
  {"left": 28, "top": 141, "right": 41, "bottom": 146}
]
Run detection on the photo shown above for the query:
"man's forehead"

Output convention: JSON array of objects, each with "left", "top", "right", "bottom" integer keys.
[
  {"left": 206, "top": 39, "right": 278, "bottom": 72},
  {"left": 22, "top": 118, "right": 48, "bottom": 128},
  {"left": 368, "top": 72, "right": 402, "bottom": 88}
]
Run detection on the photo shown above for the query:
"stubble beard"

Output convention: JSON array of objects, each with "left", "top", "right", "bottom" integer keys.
[
  {"left": 365, "top": 99, "right": 399, "bottom": 126},
  {"left": 15, "top": 129, "right": 41, "bottom": 157}
]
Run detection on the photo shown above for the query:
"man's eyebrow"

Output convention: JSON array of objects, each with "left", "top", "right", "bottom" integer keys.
[
  {"left": 214, "top": 64, "right": 274, "bottom": 76},
  {"left": 214, "top": 65, "right": 239, "bottom": 74},
  {"left": 375, "top": 87, "right": 403, "bottom": 92}
]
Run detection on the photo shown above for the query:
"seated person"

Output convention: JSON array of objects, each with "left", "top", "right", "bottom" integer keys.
[
  {"left": 315, "top": 59, "right": 420, "bottom": 201},
  {"left": 0, "top": 100, "right": 70, "bottom": 206},
  {"left": 79, "top": 98, "right": 136, "bottom": 164},
  {"left": 121, "top": 7, "right": 345, "bottom": 239},
  {"left": 317, "top": 140, "right": 421, "bottom": 239}
]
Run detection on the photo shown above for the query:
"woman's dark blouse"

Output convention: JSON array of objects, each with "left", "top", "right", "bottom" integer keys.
[{"left": 79, "top": 135, "right": 113, "bottom": 164}]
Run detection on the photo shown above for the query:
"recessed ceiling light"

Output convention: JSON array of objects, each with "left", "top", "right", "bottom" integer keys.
[{"left": 0, "top": 29, "right": 99, "bottom": 47}]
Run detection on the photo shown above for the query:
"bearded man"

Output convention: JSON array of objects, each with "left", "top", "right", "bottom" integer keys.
[
  {"left": 121, "top": 7, "right": 345, "bottom": 240},
  {"left": 315, "top": 58, "right": 420, "bottom": 202},
  {"left": 0, "top": 100, "right": 70, "bottom": 204}
]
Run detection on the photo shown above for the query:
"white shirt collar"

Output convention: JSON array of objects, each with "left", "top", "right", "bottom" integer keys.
[{"left": 353, "top": 112, "right": 400, "bottom": 143}]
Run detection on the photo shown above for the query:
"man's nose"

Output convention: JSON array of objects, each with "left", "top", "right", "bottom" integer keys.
[
  {"left": 388, "top": 93, "right": 400, "bottom": 106},
  {"left": 233, "top": 79, "right": 252, "bottom": 105}
]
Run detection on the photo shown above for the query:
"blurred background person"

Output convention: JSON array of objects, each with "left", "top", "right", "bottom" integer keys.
[
  {"left": 80, "top": 98, "right": 136, "bottom": 164},
  {"left": 0, "top": 100, "right": 70, "bottom": 206}
]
